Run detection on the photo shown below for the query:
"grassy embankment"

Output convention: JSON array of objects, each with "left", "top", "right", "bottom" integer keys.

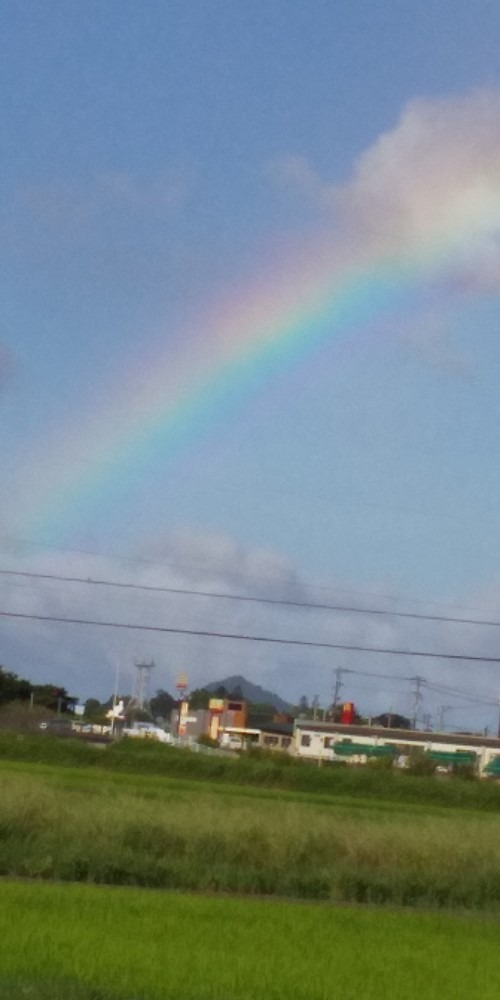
[
  {"left": 1, "top": 880, "right": 500, "bottom": 1000},
  {"left": 2, "top": 745, "right": 500, "bottom": 908},
  {"left": 2, "top": 731, "right": 500, "bottom": 808}
]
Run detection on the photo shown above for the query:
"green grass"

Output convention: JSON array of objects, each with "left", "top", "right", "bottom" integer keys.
[
  {"left": 2, "top": 731, "right": 500, "bottom": 811},
  {"left": 0, "top": 983, "right": 110, "bottom": 999},
  {"left": 2, "top": 759, "right": 500, "bottom": 908},
  {"left": 1, "top": 880, "right": 500, "bottom": 1000}
]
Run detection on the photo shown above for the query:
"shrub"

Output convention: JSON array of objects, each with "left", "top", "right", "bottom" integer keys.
[
  {"left": 196, "top": 734, "right": 219, "bottom": 749},
  {"left": 406, "top": 749, "right": 437, "bottom": 777}
]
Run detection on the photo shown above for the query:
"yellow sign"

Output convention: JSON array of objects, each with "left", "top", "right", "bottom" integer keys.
[
  {"left": 209, "top": 698, "right": 225, "bottom": 712},
  {"left": 178, "top": 699, "right": 189, "bottom": 735}
]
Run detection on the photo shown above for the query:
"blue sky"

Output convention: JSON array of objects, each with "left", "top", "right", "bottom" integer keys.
[{"left": 3, "top": 1, "right": 500, "bottom": 722}]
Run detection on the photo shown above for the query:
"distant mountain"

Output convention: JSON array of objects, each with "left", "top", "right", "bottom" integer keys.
[{"left": 204, "top": 674, "right": 291, "bottom": 712}]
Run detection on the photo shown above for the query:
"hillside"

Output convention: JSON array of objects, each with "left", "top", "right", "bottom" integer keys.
[{"left": 203, "top": 675, "right": 291, "bottom": 712}]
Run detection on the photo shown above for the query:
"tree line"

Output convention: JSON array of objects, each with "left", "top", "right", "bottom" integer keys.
[{"left": 0, "top": 666, "right": 77, "bottom": 713}]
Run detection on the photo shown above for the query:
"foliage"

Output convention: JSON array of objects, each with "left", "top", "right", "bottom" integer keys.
[
  {"left": 1, "top": 732, "right": 500, "bottom": 812},
  {"left": 32, "top": 684, "right": 76, "bottom": 713},
  {"left": 196, "top": 733, "right": 219, "bottom": 748},
  {"left": 0, "top": 701, "right": 52, "bottom": 732},
  {"left": 0, "top": 668, "right": 31, "bottom": 706},
  {"left": 83, "top": 699, "right": 109, "bottom": 724},
  {"left": 406, "top": 749, "right": 438, "bottom": 776},
  {"left": 451, "top": 762, "right": 477, "bottom": 781},
  {"left": 213, "top": 684, "right": 229, "bottom": 698},
  {"left": 2, "top": 881, "right": 500, "bottom": 1000},
  {"left": 0, "top": 667, "right": 76, "bottom": 717},
  {"left": 366, "top": 754, "right": 394, "bottom": 772},
  {"left": 373, "top": 712, "right": 412, "bottom": 729},
  {"left": 124, "top": 707, "right": 151, "bottom": 723},
  {"left": 187, "top": 687, "right": 210, "bottom": 710},
  {"left": 247, "top": 704, "right": 283, "bottom": 727},
  {"left": 2, "top": 757, "right": 500, "bottom": 909},
  {"left": 149, "top": 688, "right": 176, "bottom": 719}
]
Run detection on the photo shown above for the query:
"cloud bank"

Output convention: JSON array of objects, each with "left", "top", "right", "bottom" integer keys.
[
  {"left": 272, "top": 90, "right": 500, "bottom": 373},
  {"left": 1, "top": 530, "right": 499, "bottom": 733},
  {"left": 274, "top": 90, "right": 500, "bottom": 249}
]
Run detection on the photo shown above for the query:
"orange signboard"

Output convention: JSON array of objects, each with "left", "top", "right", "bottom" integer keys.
[{"left": 209, "top": 698, "right": 225, "bottom": 713}]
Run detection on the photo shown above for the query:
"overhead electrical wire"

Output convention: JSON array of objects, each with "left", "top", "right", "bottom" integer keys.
[
  {"left": 3, "top": 607, "right": 500, "bottom": 665},
  {"left": 421, "top": 681, "right": 497, "bottom": 707},
  {"left": 2, "top": 533, "right": 497, "bottom": 617},
  {"left": 2, "top": 566, "right": 500, "bottom": 630},
  {"left": 2, "top": 548, "right": 498, "bottom": 711},
  {"left": 1, "top": 610, "right": 496, "bottom": 708},
  {"left": 326, "top": 668, "right": 497, "bottom": 709}
]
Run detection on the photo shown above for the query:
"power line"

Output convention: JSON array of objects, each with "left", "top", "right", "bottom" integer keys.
[
  {"left": 3, "top": 606, "right": 500, "bottom": 663},
  {"left": 1, "top": 605, "right": 495, "bottom": 708},
  {"left": 422, "top": 681, "right": 497, "bottom": 707},
  {"left": 2, "top": 533, "right": 498, "bottom": 617},
  {"left": 351, "top": 672, "right": 498, "bottom": 709},
  {"left": 345, "top": 668, "right": 413, "bottom": 682},
  {"left": 324, "top": 666, "right": 495, "bottom": 708},
  {"left": 3, "top": 566, "right": 500, "bottom": 630}
]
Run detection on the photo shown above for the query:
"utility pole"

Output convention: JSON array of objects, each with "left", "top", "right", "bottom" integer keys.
[
  {"left": 110, "top": 661, "right": 120, "bottom": 739},
  {"left": 332, "top": 668, "right": 343, "bottom": 716},
  {"left": 411, "top": 676, "right": 424, "bottom": 730},
  {"left": 438, "top": 705, "right": 452, "bottom": 732}
]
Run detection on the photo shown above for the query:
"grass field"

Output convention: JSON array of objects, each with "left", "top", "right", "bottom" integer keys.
[
  {"left": 1, "top": 880, "right": 500, "bottom": 1000},
  {"left": 2, "top": 731, "right": 500, "bottom": 812},
  {"left": 1, "top": 741, "right": 500, "bottom": 999},
  {"left": 2, "top": 758, "right": 500, "bottom": 908}
]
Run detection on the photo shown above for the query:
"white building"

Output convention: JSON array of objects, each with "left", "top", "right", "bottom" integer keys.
[{"left": 293, "top": 719, "right": 500, "bottom": 776}]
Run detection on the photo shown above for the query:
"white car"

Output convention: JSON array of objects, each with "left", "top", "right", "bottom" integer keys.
[
  {"left": 220, "top": 733, "right": 244, "bottom": 750},
  {"left": 122, "top": 723, "right": 172, "bottom": 744}
]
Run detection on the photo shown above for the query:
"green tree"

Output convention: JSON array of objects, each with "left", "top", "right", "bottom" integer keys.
[
  {"left": 0, "top": 668, "right": 31, "bottom": 706},
  {"left": 373, "top": 712, "right": 412, "bottom": 730},
  {"left": 189, "top": 688, "right": 210, "bottom": 710},
  {"left": 150, "top": 689, "right": 176, "bottom": 719},
  {"left": 84, "top": 698, "right": 107, "bottom": 721},
  {"left": 406, "top": 749, "right": 437, "bottom": 776},
  {"left": 32, "top": 685, "right": 75, "bottom": 713},
  {"left": 298, "top": 695, "right": 309, "bottom": 715}
]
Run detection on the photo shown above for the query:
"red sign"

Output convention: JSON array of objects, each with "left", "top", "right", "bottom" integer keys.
[{"left": 341, "top": 702, "right": 355, "bottom": 725}]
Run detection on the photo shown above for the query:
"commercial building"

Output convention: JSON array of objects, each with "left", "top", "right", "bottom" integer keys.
[{"left": 293, "top": 719, "right": 500, "bottom": 775}]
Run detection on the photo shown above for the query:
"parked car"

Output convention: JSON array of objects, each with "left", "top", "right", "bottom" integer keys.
[
  {"left": 39, "top": 718, "right": 73, "bottom": 733},
  {"left": 220, "top": 732, "right": 244, "bottom": 750},
  {"left": 122, "top": 722, "right": 172, "bottom": 744}
]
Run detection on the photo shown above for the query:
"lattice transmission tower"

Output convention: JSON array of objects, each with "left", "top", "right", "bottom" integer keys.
[{"left": 129, "top": 659, "right": 155, "bottom": 712}]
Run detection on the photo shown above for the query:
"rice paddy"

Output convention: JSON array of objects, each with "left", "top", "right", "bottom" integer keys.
[
  {"left": 1, "top": 742, "right": 500, "bottom": 998},
  {"left": 1, "top": 758, "right": 500, "bottom": 908},
  {"left": 1, "top": 880, "right": 500, "bottom": 1000}
]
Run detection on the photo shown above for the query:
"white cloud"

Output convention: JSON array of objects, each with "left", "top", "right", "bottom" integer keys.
[
  {"left": 270, "top": 91, "right": 500, "bottom": 374},
  {"left": 273, "top": 91, "right": 500, "bottom": 250},
  {"left": 97, "top": 170, "right": 192, "bottom": 214},
  {"left": 267, "top": 154, "right": 335, "bottom": 208},
  {"left": 1, "top": 530, "right": 500, "bottom": 732},
  {"left": 12, "top": 168, "right": 192, "bottom": 237},
  {"left": 337, "top": 91, "right": 500, "bottom": 248}
]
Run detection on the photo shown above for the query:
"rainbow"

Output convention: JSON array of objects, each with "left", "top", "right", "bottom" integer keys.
[{"left": 11, "top": 180, "right": 500, "bottom": 545}]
